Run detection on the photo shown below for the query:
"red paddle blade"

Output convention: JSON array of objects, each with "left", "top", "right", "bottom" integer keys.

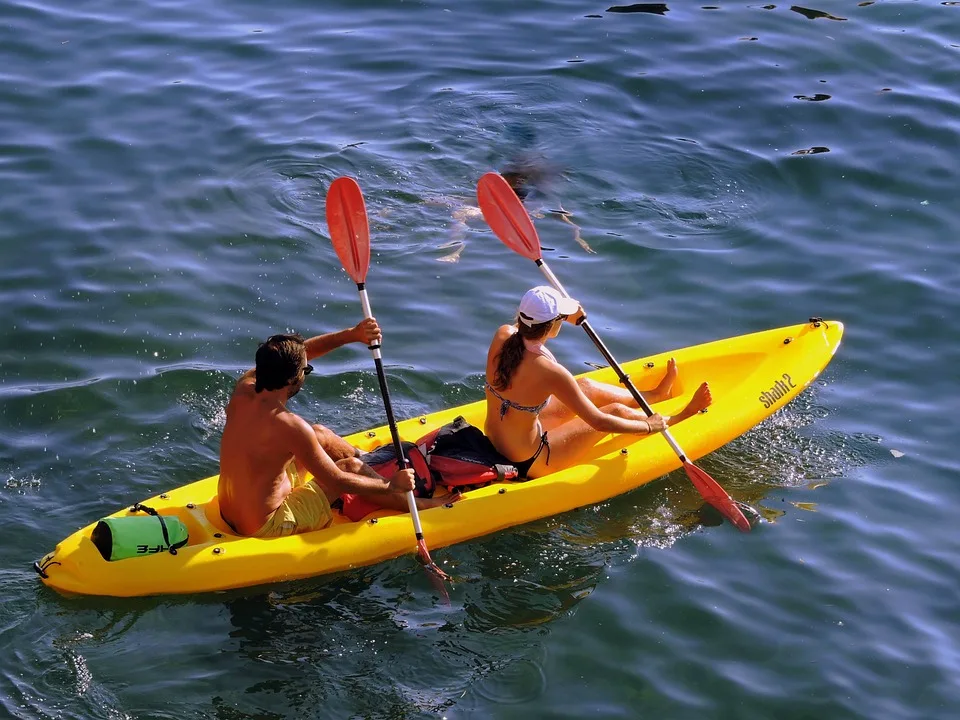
[
  {"left": 476, "top": 172, "right": 542, "bottom": 261},
  {"left": 326, "top": 176, "right": 370, "bottom": 284},
  {"left": 682, "top": 462, "right": 752, "bottom": 532},
  {"left": 417, "top": 539, "right": 452, "bottom": 580}
]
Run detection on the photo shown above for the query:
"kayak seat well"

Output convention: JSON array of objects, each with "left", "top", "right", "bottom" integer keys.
[{"left": 201, "top": 494, "right": 239, "bottom": 538}]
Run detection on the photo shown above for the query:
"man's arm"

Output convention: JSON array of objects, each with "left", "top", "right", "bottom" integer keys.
[
  {"left": 286, "top": 416, "right": 402, "bottom": 496},
  {"left": 304, "top": 318, "right": 381, "bottom": 360}
]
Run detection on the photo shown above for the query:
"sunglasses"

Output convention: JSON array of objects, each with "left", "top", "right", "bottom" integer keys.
[{"left": 303, "top": 364, "right": 314, "bottom": 377}]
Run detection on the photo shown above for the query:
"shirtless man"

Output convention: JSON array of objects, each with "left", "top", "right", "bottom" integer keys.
[{"left": 218, "top": 321, "right": 445, "bottom": 537}]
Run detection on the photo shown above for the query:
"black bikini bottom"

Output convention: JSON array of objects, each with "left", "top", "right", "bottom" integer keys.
[{"left": 512, "top": 431, "right": 551, "bottom": 478}]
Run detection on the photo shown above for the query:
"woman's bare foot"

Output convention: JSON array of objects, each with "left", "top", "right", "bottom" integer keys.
[
  {"left": 667, "top": 382, "right": 713, "bottom": 425},
  {"left": 649, "top": 357, "right": 678, "bottom": 402}
]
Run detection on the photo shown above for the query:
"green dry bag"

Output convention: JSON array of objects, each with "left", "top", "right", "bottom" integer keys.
[{"left": 91, "top": 503, "right": 189, "bottom": 561}]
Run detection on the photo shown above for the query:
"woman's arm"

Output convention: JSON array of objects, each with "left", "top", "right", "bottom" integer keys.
[{"left": 545, "top": 365, "right": 657, "bottom": 435}]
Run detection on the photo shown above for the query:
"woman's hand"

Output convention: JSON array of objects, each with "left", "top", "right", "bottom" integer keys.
[
  {"left": 644, "top": 413, "right": 667, "bottom": 433},
  {"left": 566, "top": 306, "right": 587, "bottom": 326},
  {"left": 352, "top": 317, "right": 382, "bottom": 346}
]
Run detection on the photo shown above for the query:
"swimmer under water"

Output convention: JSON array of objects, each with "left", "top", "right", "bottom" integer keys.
[{"left": 429, "top": 160, "right": 594, "bottom": 262}]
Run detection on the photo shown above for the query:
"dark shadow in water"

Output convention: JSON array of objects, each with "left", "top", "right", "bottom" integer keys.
[
  {"left": 791, "top": 146, "right": 831, "bottom": 155},
  {"left": 607, "top": 3, "right": 669, "bottom": 15},
  {"left": 790, "top": 6, "right": 847, "bottom": 21},
  {"left": 794, "top": 94, "right": 832, "bottom": 102}
]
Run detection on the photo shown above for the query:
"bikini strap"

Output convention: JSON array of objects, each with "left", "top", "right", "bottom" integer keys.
[{"left": 485, "top": 380, "right": 548, "bottom": 418}]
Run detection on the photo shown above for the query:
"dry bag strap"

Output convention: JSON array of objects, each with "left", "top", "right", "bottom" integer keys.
[{"left": 130, "top": 503, "right": 188, "bottom": 555}]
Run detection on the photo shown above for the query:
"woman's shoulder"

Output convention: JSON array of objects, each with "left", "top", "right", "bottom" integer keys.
[{"left": 492, "top": 324, "right": 516, "bottom": 342}]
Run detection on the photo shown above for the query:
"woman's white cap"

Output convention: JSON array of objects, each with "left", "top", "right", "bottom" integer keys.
[{"left": 517, "top": 286, "right": 579, "bottom": 326}]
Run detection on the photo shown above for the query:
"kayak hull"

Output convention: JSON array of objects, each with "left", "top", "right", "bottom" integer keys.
[{"left": 36, "top": 320, "right": 843, "bottom": 597}]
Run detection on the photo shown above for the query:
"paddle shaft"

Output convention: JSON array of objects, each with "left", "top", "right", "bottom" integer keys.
[
  {"left": 355, "top": 283, "right": 426, "bottom": 539},
  {"left": 535, "top": 259, "right": 692, "bottom": 462}
]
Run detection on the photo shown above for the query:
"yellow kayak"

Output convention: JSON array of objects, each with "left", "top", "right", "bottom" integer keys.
[{"left": 35, "top": 319, "right": 843, "bottom": 597}]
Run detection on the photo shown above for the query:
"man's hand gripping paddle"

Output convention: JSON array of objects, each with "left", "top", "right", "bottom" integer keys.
[
  {"left": 326, "top": 176, "right": 453, "bottom": 581},
  {"left": 476, "top": 172, "right": 753, "bottom": 532}
]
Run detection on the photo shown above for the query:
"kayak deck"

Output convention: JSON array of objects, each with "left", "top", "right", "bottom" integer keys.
[{"left": 35, "top": 320, "right": 843, "bottom": 597}]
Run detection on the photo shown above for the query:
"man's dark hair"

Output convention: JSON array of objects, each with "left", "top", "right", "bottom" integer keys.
[{"left": 255, "top": 334, "right": 306, "bottom": 392}]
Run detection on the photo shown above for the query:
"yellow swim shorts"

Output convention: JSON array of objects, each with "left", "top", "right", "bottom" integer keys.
[{"left": 253, "top": 463, "right": 334, "bottom": 538}]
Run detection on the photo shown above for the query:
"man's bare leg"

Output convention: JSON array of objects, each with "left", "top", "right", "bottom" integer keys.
[{"left": 312, "top": 423, "right": 361, "bottom": 462}]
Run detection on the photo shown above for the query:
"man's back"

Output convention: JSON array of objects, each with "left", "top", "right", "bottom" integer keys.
[{"left": 218, "top": 376, "right": 298, "bottom": 535}]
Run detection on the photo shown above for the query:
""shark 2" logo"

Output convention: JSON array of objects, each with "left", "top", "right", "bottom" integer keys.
[{"left": 759, "top": 373, "right": 797, "bottom": 408}]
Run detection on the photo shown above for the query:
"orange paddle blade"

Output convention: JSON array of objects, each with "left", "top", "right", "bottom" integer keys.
[
  {"left": 326, "top": 176, "right": 370, "bottom": 284},
  {"left": 476, "top": 172, "right": 542, "bottom": 260},
  {"left": 683, "top": 462, "right": 752, "bottom": 532},
  {"left": 417, "top": 539, "right": 451, "bottom": 581}
]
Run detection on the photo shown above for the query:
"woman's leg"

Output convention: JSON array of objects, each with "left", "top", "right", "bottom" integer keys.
[
  {"left": 528, "top": 403, "right": 637, "bottom": 477},
  {"left": 540, "top": 360, "right": 680, "bottom": 431},
  {"left": 528, "top": 383, "right": 712, "bottom": 477}
]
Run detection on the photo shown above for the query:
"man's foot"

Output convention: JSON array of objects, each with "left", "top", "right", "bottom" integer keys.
[
  {"left": 415, "top": 493, "right": 463, "bottom": 511},
  {"left": 668, "top": 382, "right": 713, "bottom": 424},
  {"left": 649, "top": 358, "right": 679, "bottom": 402}
]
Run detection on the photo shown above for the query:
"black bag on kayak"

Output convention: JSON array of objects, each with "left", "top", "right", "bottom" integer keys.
[{"left": 417, "top": 416, "right": 518, "bottom": 492}]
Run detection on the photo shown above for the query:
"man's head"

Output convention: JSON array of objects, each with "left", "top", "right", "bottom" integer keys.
[{"left": 255, "top": 334, "right": 312, "bottom": 395}]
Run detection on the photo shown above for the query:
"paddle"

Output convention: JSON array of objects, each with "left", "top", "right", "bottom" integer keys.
[
  {"left": 325, "top": 176, "right": 452, "bottom": 580},
  {"left": 476, "top": 172, "right": 753, "bottom": 532}
]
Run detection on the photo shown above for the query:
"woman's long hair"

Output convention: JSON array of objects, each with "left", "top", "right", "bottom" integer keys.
[{"left": 492, "top": 317, "right": 555, "bottom": 391}]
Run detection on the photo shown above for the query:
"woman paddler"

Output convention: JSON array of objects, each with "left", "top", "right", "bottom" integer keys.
[{"left": 483, "top": 286, "right": 713, "bottom": 478}]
